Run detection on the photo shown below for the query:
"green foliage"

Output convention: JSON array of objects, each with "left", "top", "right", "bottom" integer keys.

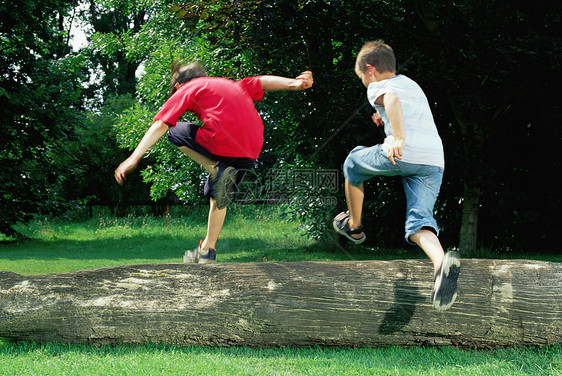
[
  {"left": 0, "top": 0, "right": 88, "bottom": 237},
  {"left": 166, "top": 0, "right": 400, "bottom": 242},
  {"left": 58, "top": 94, "right": 155, "bottom": 216},
  {"left": 81, "top": 0, "right": 162, "bottom": 101},
  {"left": 273, "top": 158, "right": 339, "bottom": 241},
  {"left": 3, "top": 0, "right": 559, "bottom": 251},
  {"left": 112, "top": 36, "right": 211, "bottom": 204},
  {"left": 164, "top": 0, "right": 562, "bottom": 251}
]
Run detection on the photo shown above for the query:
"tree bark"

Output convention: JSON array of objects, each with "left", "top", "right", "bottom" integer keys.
[
  {"left": 459, "top": 183, "right": 480, "bottom": 253},
  {"left": 1, "top": 259, "right": 560, "bottom": 348}
]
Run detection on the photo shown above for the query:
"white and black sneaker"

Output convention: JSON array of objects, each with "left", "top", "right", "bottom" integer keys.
[
  {"left": 432, "top": 251, "right": 461, "bottom": 311},
  {"left": 183, "top": 241, "right": 217, "bottom": 264}
]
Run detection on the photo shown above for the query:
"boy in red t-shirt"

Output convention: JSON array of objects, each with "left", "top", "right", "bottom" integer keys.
[{"left": 115, "top": 61, "right": 313, "bottom": 263}]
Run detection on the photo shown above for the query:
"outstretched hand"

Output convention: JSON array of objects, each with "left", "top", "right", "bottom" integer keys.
[
  {"left": 295, "top": 71, "right": 313, "bottom": 90},
  {"left": 114, "top": 157, "right": 138, "bottom": 185}
]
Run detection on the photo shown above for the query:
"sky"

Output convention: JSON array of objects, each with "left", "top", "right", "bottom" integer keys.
[
  {"left": 67, "top": 16, "right": 146, "bottom": 78},
  {"left": 67, "top": 1, "right": 90, "bottom": 52},
  {"left": 70, "top": 29, "right": 88, "bottom": 51}
]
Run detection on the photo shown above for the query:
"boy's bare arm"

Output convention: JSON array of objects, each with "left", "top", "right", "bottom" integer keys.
[
  {"left": 260, "top": 71, "right": 313, "bottom": 92},
  {"left": 115, "top": 120, "right": 169, "bottom": 185},
  {"left": 382, "top": 93, "right": 405, "bottom": 165}
]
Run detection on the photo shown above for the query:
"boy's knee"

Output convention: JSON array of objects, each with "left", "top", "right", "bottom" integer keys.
[
  {"left": 406, "top": 226, "right": 439, "bottom": 244},
  {"left": 343, "top": 154, "right": 356, "bottom": 177}
]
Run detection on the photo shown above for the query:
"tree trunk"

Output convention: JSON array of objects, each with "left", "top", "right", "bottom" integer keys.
[
  {"left": 459, "top": 183, "right": 480, "bottom": 253},
  {"left": 1, "top": 260, "right": 560, "bottom": 348}
]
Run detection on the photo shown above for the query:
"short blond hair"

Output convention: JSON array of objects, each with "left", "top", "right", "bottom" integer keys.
[{"left": 355, "top": 40, "right": 396, "bottom": 77}]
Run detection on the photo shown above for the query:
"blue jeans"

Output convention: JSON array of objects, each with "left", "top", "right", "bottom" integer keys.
[{"left": 343, "top": 145, "right": 444, "bottom": 244}]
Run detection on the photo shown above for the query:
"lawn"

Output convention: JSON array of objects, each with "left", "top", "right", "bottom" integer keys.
[
  {"left": 1, "top": 206, "right": 560, "bottom": 375},
  {"left": 0, "top": 339, "right": 560, "bottom": 376},
  {"left": 0, "top": 205, "right": 425, "bottom": 275}
]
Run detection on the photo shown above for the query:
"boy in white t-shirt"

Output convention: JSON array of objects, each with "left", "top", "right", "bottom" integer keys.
[{"left": 333, "top": 40, "right": 460, "bottom": 311}]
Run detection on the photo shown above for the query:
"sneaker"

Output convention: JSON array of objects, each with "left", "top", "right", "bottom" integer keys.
[
  {"left": 211, "top": 162, "right": 238, "bottom": 209},
  {"left": 432, "top": 251, "right": 461, "bottom": 311},
  {"left": 183, "top": 241, "right": 217, "bottom": 264},
  {"left": 332, "top": 211, "right": 366, "bottom": 244}
]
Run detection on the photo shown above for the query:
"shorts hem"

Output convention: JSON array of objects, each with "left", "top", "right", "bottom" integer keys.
[{"left": 405, "top": 225, "right": 439, "bottom": 245}]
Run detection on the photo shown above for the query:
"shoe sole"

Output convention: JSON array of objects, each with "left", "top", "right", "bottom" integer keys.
[
  {"left": 433, "top": 251, "right": 461, "bottom": 311},
  {"left": 214, "top": 166, "right": 237, "bottom": 209}
]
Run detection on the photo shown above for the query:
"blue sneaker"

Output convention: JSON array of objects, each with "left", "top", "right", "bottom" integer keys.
[
  {"left": 432, "top": 251, "right": 461, "bottom": 311},
  {"left": 183, "top": 241, "right": 217, "bottom": 264},
  {"left": 211, "top": 163, "right": 238, "bottom": 209}
]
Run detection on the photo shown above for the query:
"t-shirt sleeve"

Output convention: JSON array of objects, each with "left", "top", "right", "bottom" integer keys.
[
  {"left": 153, "top": 86, "right": 197, "bottom": 126},
  {"left": 367, "top": 81, "right": 394, "bottom": 108},
  {"left": 236, "top": 76, "right": 265, "bottom": 102}
]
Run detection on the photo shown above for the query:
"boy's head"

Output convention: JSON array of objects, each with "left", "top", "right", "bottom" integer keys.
[
  {"left": 170, "top": 60, "right": 208, "bottom": 94},
  {"left": 355, "top": 40, "right": 396, "bottom": 79}
]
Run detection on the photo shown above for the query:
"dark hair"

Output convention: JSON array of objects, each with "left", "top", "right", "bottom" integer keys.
[
  {"left": 355, "top": 40, "right": 396, "bottom": 76},
  {"left": 170, "top": 60, "right": 208, "bottom": 94}
]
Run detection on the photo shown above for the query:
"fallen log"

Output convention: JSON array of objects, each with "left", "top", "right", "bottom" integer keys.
[{"left": 0, "top": 259, "right": 560, "bottom": 348}]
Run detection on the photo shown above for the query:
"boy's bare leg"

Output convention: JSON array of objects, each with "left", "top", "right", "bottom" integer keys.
[
  {"left": 178, "top": 146, "right": 217, "bottom": 176},
  {"left": 177, "top": 146, "right": 227, "bottom": 249},
  {"left": 411, "top": 229, "right": 460, "bottom": 311},
  {"left": 408, "top": 229, "right": 445, "bottom": 273},
  {"left": 201, "top": 198, "right": 227, "bottom": 250},
  {"left": 344, "top": 180, "right": 365, "bottom": 239}
]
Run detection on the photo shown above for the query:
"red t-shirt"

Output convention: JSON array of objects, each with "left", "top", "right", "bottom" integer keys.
[{"left": 154, "top": 76, "right": 265, "bottom": 159}]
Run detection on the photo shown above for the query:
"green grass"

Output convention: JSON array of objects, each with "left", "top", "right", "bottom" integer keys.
[
  {"left": 0, "top": 206, "right": 424, "bottom": 275},
  {"left": 1, "top": 206, "right": 561, "bottom": 375},
  {"left": 0, "top": 340, "right": 560, "bottom": 376}
]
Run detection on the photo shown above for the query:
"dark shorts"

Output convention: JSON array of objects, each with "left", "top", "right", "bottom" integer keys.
[{"left": 168, "top": 122, "right": 256, "bottom": 199}]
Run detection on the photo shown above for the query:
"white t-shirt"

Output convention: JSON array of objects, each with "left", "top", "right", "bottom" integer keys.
[{"left": 367, "top": 74, "right": 444, "bottom": 168}]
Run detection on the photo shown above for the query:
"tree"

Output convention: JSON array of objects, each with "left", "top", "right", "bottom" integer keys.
[
  {"left": 58, "top": 94, "right": 155, "bottom": 216},
  {"left": 107, "top": 0, "right": 560, "bottom": 252},
  {"left": 402, "top": 0, "right": 562, "bottom": 252},
  {"left": 0, "top": 0, "right": 87, "bottom": 237},
  {"left": 81, "top": 0, "right": 155, "bottom": 102},
  {"left": 167, "top": 0, "right": 562, "bottom": 253},
  {"left": 53, "top": 0, "right": 171, "bottom": 216},
  {"left": 165, "top": 0, "right": 386, "bottom": 238}
]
